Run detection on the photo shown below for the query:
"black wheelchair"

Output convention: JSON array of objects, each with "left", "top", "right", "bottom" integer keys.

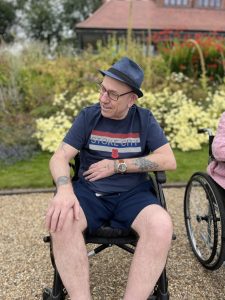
[
  {"left": 42, "top": 155, "right": 173, "bottom": 299},
  {"left": 184, "top": 128, "right": 225, "bottom": 270}
]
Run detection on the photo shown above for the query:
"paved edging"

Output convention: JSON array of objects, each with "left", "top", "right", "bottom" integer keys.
[
  {"left": 0, "top": 182, "right": 186, "bottom": 196},
  {"left": 0, "top": 188, "right": 55, "bottom": 196}
]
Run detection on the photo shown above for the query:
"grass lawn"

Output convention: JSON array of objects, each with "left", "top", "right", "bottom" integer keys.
[
  {"left": 167, "top": 146, "right": 208, "bottom": 183},
  {"left": 0, "top": 147, "right": 209, "bottom": 189},
  {"left": 0, "top": 152, "right": 52, "bottom": 189}
]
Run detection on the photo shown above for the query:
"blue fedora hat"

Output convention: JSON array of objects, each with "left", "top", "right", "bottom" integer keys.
[{"left": 99, "top": 57, "right": 144, "bottom": 98}]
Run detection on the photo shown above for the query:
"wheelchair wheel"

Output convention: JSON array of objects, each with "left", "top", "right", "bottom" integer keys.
[{"left": 184, "top": 172, "right": 225, "bottom": 270}]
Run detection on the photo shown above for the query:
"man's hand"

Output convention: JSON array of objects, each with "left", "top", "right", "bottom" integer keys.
[
  {"left": 83, "top": 159, "right": 115, "bottom": 181},
  {"left": 45, "top": 187, "right": 80, "bottom": 233}
]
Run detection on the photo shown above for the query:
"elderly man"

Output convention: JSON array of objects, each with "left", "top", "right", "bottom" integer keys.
[{"left": 45, "top": 57, "right": 176, "bottom": 300}]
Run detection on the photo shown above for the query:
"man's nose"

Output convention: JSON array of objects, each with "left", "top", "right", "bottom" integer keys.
[{"left": 100, "top": 92, "right": 110, "bottom": 103}]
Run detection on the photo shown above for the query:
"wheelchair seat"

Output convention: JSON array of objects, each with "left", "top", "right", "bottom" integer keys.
[{"left": 42, "top": 155, "right": 171, "bottom": 300}]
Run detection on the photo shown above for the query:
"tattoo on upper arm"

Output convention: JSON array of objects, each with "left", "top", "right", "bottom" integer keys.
[
  {"left": 56, "top": 176, "right": 70, "bottom": 186},
  {"left": 134, "top": 158, "right": 159, "bottom": 172}
]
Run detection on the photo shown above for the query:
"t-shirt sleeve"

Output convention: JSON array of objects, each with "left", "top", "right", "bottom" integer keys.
[
  {"left": 146, "top": 112, "right": 168, "bottom": 152},
  {"left": 63, "top": 110, "right": 86, "bottom": 150}
]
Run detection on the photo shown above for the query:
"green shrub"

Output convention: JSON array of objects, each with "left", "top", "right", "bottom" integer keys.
[
  {"left": 34, "top": 91, "right": 98, "bottom": 152},
  {"left": 1, "top": 38, "right": 225, "bottom": 159},
  {"left": 34, "top": 85, "right": 225, "bottom": 152},
  {"left": 0, "top": 112, "right": 39, "bottom": 164}
]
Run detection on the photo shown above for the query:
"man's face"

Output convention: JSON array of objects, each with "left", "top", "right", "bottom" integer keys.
[{"left": 99, "top": 76, "right": 137, "bottom": 120}]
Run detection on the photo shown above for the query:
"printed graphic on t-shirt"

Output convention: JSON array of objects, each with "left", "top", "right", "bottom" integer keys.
[{"left": 89, "top": 130, "right": 141, "bottom": 153}]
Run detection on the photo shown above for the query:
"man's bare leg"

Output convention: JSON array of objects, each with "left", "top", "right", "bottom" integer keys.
[
  {"left": 124, "top": 204, "right": 173, "bottom": 300},
  {"left": 51, "top": 208, "right": 91, "bottom": 300}
]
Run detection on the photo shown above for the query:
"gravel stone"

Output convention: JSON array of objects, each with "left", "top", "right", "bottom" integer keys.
[{"left": 1, "top": 189, "right": 225, "bottom": 299}]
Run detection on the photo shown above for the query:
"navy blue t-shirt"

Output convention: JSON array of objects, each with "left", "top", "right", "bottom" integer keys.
[{"left": 64, "top": 103, "right": 168, "bottom": 193}]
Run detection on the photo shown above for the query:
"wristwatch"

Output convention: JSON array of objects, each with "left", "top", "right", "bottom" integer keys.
[{"left": 115, "top": 159, "right": 127, "bottom": 174}]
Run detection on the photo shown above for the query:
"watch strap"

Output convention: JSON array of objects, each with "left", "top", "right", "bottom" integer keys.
[{"left": 114, "top": 160, "right": 118, "bottom": 173}]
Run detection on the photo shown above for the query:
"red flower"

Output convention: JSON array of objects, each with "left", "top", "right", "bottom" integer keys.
[{"left": 179, "top": 64, "right": 186, "bottom": 70}]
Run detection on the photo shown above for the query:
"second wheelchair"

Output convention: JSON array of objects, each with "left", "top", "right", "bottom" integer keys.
[{"left": 184, "top": 128, "right": 225, "bottom": 270}]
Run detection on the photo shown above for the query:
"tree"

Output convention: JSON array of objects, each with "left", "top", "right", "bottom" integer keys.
[
  {"left": 22, "top": 0, "right": 62, "bottom": 45},
  {"left": 62, "top": 0, "right": 102, "bottom": 26},
  {"left": 0, "top": 0, "right": 16, "bottom": 42},
  {"left": 22, "top": 0, "right": 102, "bottom": 47}
]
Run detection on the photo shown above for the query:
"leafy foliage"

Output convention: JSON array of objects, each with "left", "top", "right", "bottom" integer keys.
[
  {"left": 0, "top": 0, "right": 16, "bottom": 42},
  {"left": 158, "top": 36, "right": 225, "bottom": 84},
  {"left": 1, "top": 38, "right": 225, "bottom": 162},
  {"left": 34, "top": 82, "right": 225, "bottom": 152},
  {"left": 20, "top": 0, "right": 102, "bottom": 47},
  {"left": 62, "top": 0, "right": 102, "bottom": 28},
  {"left": 24, "top": 0, "right": 63, "bottom": 45}
]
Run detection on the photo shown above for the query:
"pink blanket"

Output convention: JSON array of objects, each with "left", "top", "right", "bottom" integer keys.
[{"left": 207, "top": 112, "right": 225, "bottom": 189}]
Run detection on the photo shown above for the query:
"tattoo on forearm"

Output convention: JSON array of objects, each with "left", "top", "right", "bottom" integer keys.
[
  {"left": 56, "top": 176, "right": 70, "bottom": 186},
  {"left": 134, "top": 158, "right": 159, "bottom": 172}
]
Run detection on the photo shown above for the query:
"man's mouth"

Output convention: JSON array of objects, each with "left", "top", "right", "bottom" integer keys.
[{"left": 101, "top": 105, "right": 111, "bottom": 111}]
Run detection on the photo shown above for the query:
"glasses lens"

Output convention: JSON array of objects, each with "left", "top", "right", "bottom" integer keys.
[
  {"left": 108, "top": 91, "right": 119, "bottom": 101},
  {"left": 98, "top": 84, "right": 121, "bottom": 101}
]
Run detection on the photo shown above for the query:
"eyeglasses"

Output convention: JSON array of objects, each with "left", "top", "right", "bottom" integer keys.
[{"left": 98, "top": 83, "right": 133, "bottom": 102}]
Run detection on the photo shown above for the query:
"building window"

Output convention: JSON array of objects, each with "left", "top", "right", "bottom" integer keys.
[
  {"left": 196, "top": 0, "right": 221, "bottom": 7},
  {"left": 164, "top": 0, "right": 188, "bottom": 6}
]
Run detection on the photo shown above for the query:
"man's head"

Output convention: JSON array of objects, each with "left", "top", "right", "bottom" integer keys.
[
  {"left": 98, "top": 57, "right": 144, "bottom": 120},
  {"left": 99, "top": 57, "right": 144, "bottom": 98}
]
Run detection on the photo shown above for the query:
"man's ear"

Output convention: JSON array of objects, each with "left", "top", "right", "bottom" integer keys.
[{"left": 128, "top": 93, "right": 138, "bottom": 107}]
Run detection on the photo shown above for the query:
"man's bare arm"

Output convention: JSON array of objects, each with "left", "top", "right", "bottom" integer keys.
[
  {"left": 49, "top": 142, "right": 78, "bottom": 189},
  {"left": 45, "top": 142, "right": 79, "bottom": 232},
  {"left": 128, "top": 144, "right": 176, "bottom": 173},
  {"left": 83, "top": 143, "right": 176, "bottom": 182},
  {"left": 56, "top": 175, "right": 71, "bottom": 186},
  {"left": 133, "top": 157, "right": 160, "bottom": 172}
]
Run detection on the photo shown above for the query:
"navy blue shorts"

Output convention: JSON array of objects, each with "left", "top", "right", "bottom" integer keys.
[{"left": 73, "top": 179, "right": 160, "bottom": 234}]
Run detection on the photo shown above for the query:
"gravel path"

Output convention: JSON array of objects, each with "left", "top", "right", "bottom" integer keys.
[{"left": 1, "top": 189, "right": 225, "bottom": 300}]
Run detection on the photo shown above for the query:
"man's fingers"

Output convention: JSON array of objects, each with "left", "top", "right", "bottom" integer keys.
[
  {"left": 73, "top": 202, "right": 80, "bottom": 220},
  {"left": 56, "top": 210, "right": 67, "bottom": 232},
  {"left": 45, "top": 206, "right": 54, "bottom": 231},
  {"left": 84, "top": 171, "right": 98, "bottom": 180},
  {"left": 50, "top": 209, "right": 61, "bottom": 233},
  {"left": 83, "top": 161, "right": 107, "bottom": 175}
]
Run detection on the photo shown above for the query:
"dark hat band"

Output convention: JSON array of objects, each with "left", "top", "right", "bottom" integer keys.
[{"left": 107, "top": 67, "right": 139, "bottom": 90}]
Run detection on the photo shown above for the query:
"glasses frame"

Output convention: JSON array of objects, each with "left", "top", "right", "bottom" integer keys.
[{"left": 98, "top": 83, "right": 133, "bottom": 102}]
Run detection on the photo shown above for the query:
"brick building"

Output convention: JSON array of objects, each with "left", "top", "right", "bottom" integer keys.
[{"left": 75, "top": 0, "right": 225, "bottom": 49}]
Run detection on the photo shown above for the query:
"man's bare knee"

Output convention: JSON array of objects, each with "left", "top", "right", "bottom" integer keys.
[
  {"left": 52, "top": 207, "right": 87, "bottom": 243},
  {"left": 132, "top": 205, "right": 173, "bottom": 243}
]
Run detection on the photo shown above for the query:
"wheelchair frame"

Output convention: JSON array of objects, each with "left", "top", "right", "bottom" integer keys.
[
  {"left": 43, "top": 155, "right": 172, "bottom": 299},
  {"left": 184, "top": 129, "right": 225, "bottom": 270}
]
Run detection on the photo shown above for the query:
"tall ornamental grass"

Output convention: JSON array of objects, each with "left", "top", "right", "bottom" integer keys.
[{"left": 158, "top": 36, "right": 225, "bottom": 84}]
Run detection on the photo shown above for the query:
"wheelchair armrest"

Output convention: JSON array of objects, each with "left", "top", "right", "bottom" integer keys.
[{"left": 153, "top": 171, "right": 166, "bottom": 184}]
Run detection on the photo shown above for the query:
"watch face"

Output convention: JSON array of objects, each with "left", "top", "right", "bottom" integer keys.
[{"left": 118, "top": 162, "right": 127, "bottom": 173}]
